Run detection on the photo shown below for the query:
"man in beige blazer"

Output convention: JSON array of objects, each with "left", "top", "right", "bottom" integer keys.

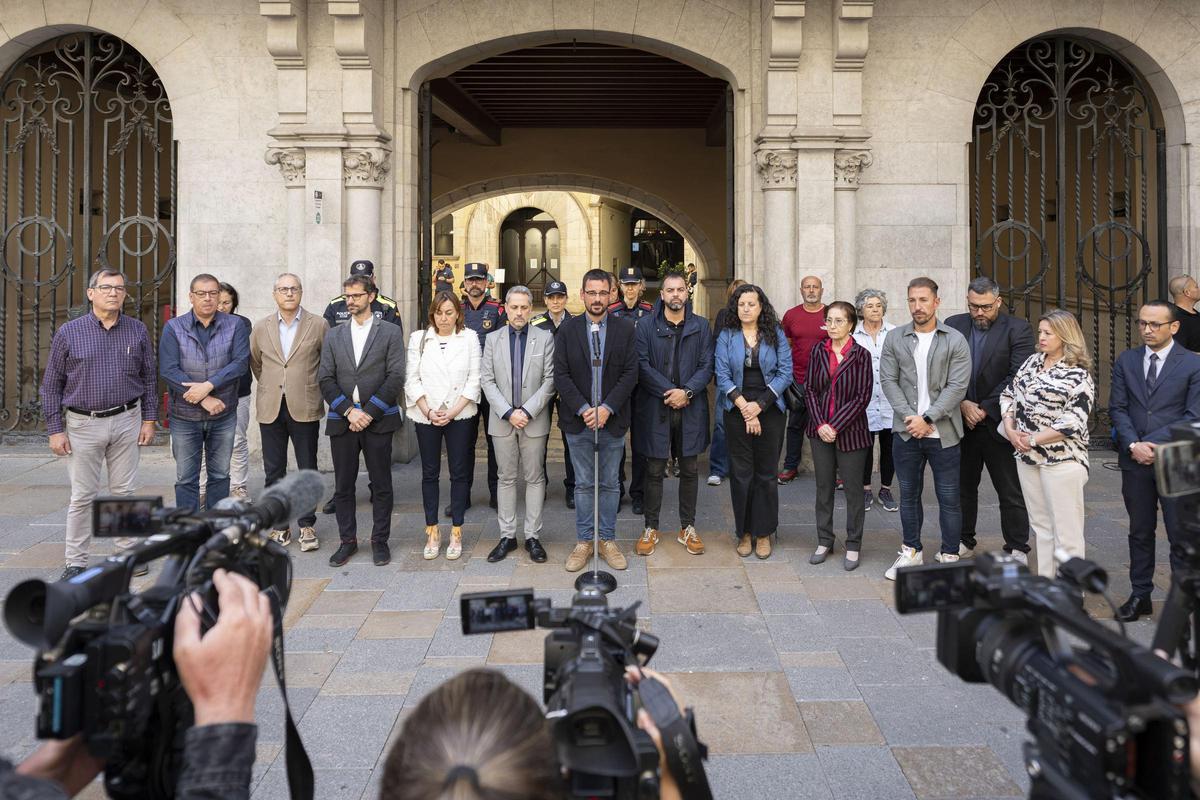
[
  {"left": 480, "top": 285, "right": 556, "bottom": 563},
  {"left": 250, "top": 272, "right": 330, "bottom": 552}
]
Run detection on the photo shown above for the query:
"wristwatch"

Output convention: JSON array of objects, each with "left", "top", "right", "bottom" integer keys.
[
  {"left": 684, "top": 389, "right": 694, "bottom": 400},
  {"left": 922, "top": 415, "right": 934, "bottom": 427}
]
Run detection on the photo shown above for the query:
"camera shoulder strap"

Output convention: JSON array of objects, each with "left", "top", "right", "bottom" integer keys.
[
  {"left": 638, "top": 676, "right": 713, "bottom": 800},
  {"left": 268, "top": 591, "right": 314, "bottom": 800}
]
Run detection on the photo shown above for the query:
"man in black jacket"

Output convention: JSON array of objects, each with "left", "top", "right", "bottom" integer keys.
[
  {"left": 555, "top": 269, "right": 639, "bottom": 573},
  {"left": 319, "top": 274, "right": 406, "bottom": 568},
  {"left": 946, "top": 276, "right": 1034, "bottom": 562}
]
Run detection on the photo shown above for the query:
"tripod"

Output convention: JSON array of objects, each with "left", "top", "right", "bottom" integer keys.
[{"left": 575, "top": 321, "right": 616, "bottom": 595}]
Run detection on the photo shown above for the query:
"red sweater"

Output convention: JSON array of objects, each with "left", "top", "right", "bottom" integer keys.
[{"left": 781, "top": 304, "right": 826, "bottom": 383}]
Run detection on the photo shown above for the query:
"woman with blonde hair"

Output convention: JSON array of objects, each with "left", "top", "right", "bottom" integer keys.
[
  {"left": 1000, "top": 308, "right": 1094, "bottom": 577},
  {"left": 406, "top": 290, "right": 481, "bottom": 561}
]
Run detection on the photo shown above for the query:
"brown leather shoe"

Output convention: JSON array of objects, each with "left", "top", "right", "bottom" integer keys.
[
  {"left": 736, "top": 534, "right": 753, "bottom": 557},
  {"left": 599, "top": 540, "right": 627, "bottom": 570},
  {"left": 636, "top": 528, "right": 659, "bottom": 556},
  {"left": 755, "top": 535, "right": 773, "bottom": 559},
  {"left": 565, "top": 542, "right": 592, "bottom": 572},
  {"left": 678, "top": 525, "right": 704, "bottom": 555}
]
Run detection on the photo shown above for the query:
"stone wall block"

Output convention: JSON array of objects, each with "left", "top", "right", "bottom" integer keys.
[
  {"left": 950, "top": 0, "right": 1016, "bottom": 68},
  {"left": 632, "top": 0, "right": 687, "bottom": 45},
  {"left": 864, "top": 141, "right": 939, "bottom": 184},
  {"left": 416, "top": 0, "right": 479, "bottom": 67},
  {"left": 925, "top": 38, "right": 990, "bottom": 104},
  {"left": 592, "top": 0, "right": 639, "bottom": 37},
  {"left": 1098, "top": 0, "right": 1159, "bottom": 46},
  {"left": 0, "top": 0, "right": 48, "bottom": 36},
  {"left": 552, "top": 0, "right": 595, "bottom": 32},
  {"left": 155, "top": 36, "right": 220, "bottom": 102},
  {"left": 86, "top": 0, "right": 147, "bottom": 39},
  {"left": 1133, "top": 2, "right": 1200, "bottom": 76},
  {"left": 857, "top": 225, "right": 952, "bottom": 270},
  {"left": 993, "top": 0, "right": 1057, "bottom": 44},
  {"left": 1050, "top": 0, "right": 1103, "bottom": 29},
  {"left": 673, "top": 0, "right": 734, "bottom": 61},
  {"left": 858, "top": 184, "right": 956, "bottom": 226},
  {"left": 44, "top": 0, "right": 92, "bottom": 26},
  {"left": 125, "top": 0, "right": 192, "bottom": 63}
]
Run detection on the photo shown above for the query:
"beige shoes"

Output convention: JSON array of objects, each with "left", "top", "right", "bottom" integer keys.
[
  {"left": 446, "top": 526, "right": 463, "bottom": 560},
  {"left": 736, "top": 534, "right": 752, "bottom": 557},
  {"left": 600, "top": 540, "right": 627, "bottom": 570},
  {"left": 756, "top": 535, "right": 773, "bottom": 559},
  {"left": 566, "top": 542, "right": 591, "bottom": 572},
  {"left": 298, "top": 527, "right": 319, "bottom": 552},
  {"left": 269, "top": 529, "right": 291, "bottom": 547},
  {"left": 678, "top": 525, "right": 704, "bottom": 555},
  {"left": 423, "top": 525, "right": 440, "bottom": 560}
]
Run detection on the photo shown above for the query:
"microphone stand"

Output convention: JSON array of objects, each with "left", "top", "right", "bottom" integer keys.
[{"left": 576, "top": 321, "right": 617, "bottom": 594}]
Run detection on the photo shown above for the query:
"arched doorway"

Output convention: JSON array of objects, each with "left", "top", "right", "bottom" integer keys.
[
  {"left": 970, "top": 35, "right": 1166, "bottom": 433},
  {"left": 0, "top": 32, "right": 175, "bottom": 432},
  {"left": 499, "top": 207, "right": 559, "bottom": 305}
]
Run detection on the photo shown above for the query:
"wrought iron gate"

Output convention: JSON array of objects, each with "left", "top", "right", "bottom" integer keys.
[
  {"left": 970, "top": 36, "right": 1166, "bottom": 439},
  {"left": 0, "top": 33, "right": 175, "bottom": 432}
]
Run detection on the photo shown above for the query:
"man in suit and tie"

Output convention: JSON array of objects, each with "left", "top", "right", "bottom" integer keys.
[
  {"left": 480, "top": 286, "right": 557, "bottom": 563},
  {"left": 555, "top": 268, "right": 640, "bottom": 573},
  {"left": 250, "top": 273, "right": 329, "bottom": 552},
  {"left": 318, "top": 274, "right": 406, "bottom": 568},
  {"left": 1110, "top": 300, "right": 1200, "bottom": 621},
  {"left": 945, "top": 276, "right": 1034, "bottom": 563}
]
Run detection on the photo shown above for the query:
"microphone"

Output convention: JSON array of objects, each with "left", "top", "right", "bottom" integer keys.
[{"left": 212, "top": 470, "right": 327, "bottom": 546}]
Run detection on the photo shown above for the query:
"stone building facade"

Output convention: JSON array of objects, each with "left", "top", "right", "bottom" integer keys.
[{"left": 1, "top": 0, "right": 1197, "bottom": 428}]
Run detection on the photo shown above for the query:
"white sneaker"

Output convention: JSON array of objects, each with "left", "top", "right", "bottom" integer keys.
[
  {"left": 934, "top": 552, "right": 960, "bottom": 563},
  {"left": 1008, "top": 550, "right": 1029, "bottom": 566},
  {"left": 884, "top": 545, "right": 923, "bottom": 581},
  {"left": 268, "top": 529, "right": 291, "bottom": 547},
  {"left": 298, "top": 527, "right": 319, "bottom": 552},
  {"left": 230, "top": 485, "right": 250, "bottom": 502},
  {"left": 958, "top": 543, "right": 975, "bottom": 559},
  {"left": 707, "top": 475, "right": 722, "bottom": 486}
]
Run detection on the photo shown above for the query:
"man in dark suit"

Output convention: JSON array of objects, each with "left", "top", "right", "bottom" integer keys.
[
  {"left": 318, "top": 274, "right": 406, "bottom": 568},
  {"left": 1110, "top": 300, "right": 1200, "bottom": 621},
  {"left": 946, "top": 276, "right": 1035, "bottom": 562},
  {"left": 555, "top": 268, "right": 639, "bottom": 573}
]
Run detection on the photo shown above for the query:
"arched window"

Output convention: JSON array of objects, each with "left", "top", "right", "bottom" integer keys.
[{"left": 434, "top": 214, "right": 453, "bottom": 255}]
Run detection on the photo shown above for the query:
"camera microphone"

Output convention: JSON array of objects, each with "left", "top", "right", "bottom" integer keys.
[{"left": 210, "top": 471, "right": 326, "bottom": 547}]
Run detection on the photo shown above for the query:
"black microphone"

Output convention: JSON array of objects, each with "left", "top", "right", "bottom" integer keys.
[{"left": 212, "top": 470, "right": 326, "bottom": 546}]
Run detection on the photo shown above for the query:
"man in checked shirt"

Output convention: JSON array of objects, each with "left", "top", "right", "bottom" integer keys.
[{"left": 40, "top": 269, "right": 159, "bottom": 581}]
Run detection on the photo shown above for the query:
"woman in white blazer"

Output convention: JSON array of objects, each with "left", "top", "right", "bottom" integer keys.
[{"left": 406, "top": 291, "right": 481, "bottom": 560}]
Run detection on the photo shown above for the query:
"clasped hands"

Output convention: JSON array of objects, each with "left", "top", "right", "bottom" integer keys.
[
  {"left": 904, "top": 414, "right": 935, "bottom": 438},
  {"left": 581, "top": 405, "right": 612, "bottom": 430},
  {"left": 346, "top": 407, "right": 374, "bottom": 432},
  {"left": 182, "top": 380, "right": 226, "bottom": 416}
]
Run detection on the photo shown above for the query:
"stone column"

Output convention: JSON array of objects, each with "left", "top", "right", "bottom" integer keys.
[
  {"left": 755, "top": 148, "right": 798, "bottom": 306},
  {"left": 833, "top": 150, "right": 872, "bottom": 302},
  {"left": 265, "top": 147, "right": 306, "bottom": 276},
  {"left": 343, "top": 148, "right": 390, "bottom": 275}
]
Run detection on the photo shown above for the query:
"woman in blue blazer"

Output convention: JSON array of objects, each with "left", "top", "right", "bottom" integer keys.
[{"left": 714, "top": 284, "right": 793, "bottom": 559}]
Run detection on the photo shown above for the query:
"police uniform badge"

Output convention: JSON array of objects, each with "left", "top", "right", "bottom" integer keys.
[{"left": 482, "top": 319, "right": 493, "bottom": 329}]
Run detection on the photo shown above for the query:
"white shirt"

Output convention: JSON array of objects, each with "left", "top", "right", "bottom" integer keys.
[
  {"left": 349, "top": 314, "right": 373, "bottom": 403},
  {"left": 1144, "top": 339, "right": 1174, "bottom": 379},
  {"left": 914, "top": 329, "right": 940, "bottom": 439},
  {"left": 278, "top": 308, "right": 301, "bottom": 361}
]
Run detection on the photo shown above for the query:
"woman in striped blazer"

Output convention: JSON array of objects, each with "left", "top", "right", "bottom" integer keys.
[{"left": 803, "top": 300, "right": 874, "bottom": 570}]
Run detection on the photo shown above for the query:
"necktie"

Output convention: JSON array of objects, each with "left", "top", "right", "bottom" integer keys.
[
  {"left": 1147, "top": 352, "right": 1159, "bottom": 388},
  {"left": 512, "top": 331, "right": 523, "bottom": 408}
]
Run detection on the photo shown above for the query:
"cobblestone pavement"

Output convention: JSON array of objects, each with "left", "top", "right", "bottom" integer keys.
[{"left": 0, "top": 438, "right": 1176, "bottom": 799}]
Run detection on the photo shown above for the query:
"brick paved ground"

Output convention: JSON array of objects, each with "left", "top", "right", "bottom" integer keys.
[{"left": 0, "top": 437, "right": 1176, "bottom": 799}]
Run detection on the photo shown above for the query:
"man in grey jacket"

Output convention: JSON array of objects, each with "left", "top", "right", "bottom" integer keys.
[{"left": 879, "top": 277, "right": 971, "bottom": 580}]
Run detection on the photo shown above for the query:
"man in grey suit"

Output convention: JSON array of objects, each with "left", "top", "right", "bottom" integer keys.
[
  {"left": 480, "top": 286, "right": 557, "bottom": 563},
  {"left": 880, "top": 276, "right": 972, "bottom": 580},
  {"left": 318, "top": 274, "right": 406, "bottom": 569}
]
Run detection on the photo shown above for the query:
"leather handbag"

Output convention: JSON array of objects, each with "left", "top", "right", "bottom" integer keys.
[{"left": 783, "top": 381, "right": 805, "bottom": 413}]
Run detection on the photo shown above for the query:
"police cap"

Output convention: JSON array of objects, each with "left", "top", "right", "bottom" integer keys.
[
  {"left": 350, "top": 259, "right": 375, "bottom": 277},
  {"left": 464, "top": 262, "right": 488, "bottom": 280},
  {"left": 544, "top": 280, "right": 567, "bottom": 296},
  {"left": 619, "top": 266, "right": 642, "bottom": 284}
]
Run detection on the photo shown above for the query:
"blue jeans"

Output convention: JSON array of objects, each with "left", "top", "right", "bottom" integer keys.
[
  {"left": 171, "top": 413, "right": 236, "bottom": 512},
  {"left": 709, "top": 408, "right": 728, "bottom": 478},
  {"left": 891, "top": 433, "right": 961, "bottom": 555},
  {"left": 566, "top": 427, "right": 624, "bottom": 541}
]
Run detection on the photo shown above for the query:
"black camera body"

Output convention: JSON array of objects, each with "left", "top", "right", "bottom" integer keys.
[
  {"left": 461, "top": 587, "right": 710, "bottom": 800},
  {"left": 896, "top": 552, "right": 1196, "bottom": 800}
]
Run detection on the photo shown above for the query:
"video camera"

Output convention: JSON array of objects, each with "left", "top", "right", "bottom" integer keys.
[
  {"left": 895, "top": 552, "right": 1196, "bottom": 800},
  {"left": 461, "top": 587, "right": 713, "bottom": 800},
  {"left": 2, "top": 471, "right": 325, "bottom": 800},
  {"left": 1152, "top": 422, "right": 1200, "bottom": 679}
]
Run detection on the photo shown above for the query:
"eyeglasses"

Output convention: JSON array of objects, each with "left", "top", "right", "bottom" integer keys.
[
  {"left": 274, "top": 286, "right": 300, "bottom": 295},
  {"left": 344, "top": 292, "right": 370, "bottom": 302},
  {"left": 191, "top": 290, "right": 220, "bottom": 299},
  {"left": 1136, "top": 320, "right": 1172, "bottom": 331},
  {"left": 824, "top": 317, "right": 849, "bottom": 326},
  {"left": 583, "top": 290, "right": 608, "bottom": 299},
  {"left": 968, "top": 300, "right": 1000, "bottom": 312},
  {"left": 91, "top": 284, "right": 126, "bottom": 294}
]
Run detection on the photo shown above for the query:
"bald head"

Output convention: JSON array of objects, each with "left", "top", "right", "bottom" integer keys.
[
  {"left": 800, "top": 275, "right": 824, "bottom": 308},
  {"left": 1171, "top": 274, "right": 1200, "bottom": 311}
]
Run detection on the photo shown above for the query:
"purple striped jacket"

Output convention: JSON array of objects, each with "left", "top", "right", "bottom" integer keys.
[{"left": 803, "top": 338, "right": 874, "bottom": 452}]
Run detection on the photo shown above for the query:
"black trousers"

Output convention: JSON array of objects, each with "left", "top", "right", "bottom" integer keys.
[
  {"left": 725, "top": 404, "right": 785, "bottom": 540},
  {"left": 811, "top": 437, "right": 868, "bottom": 551},
  {"left": 620, "top": 393, "right": 646, "bottom": 502},
  {"left": 542, "top": 399, "right": 576, "bottom": 494},
  {"left": 644, "top": 455, "right": 699, "bottom": 530},
  {"left": 782, "top": 384, "right": 808, "bottom": 471},
  {"left": 959, "top": 423, "right": 1030, "bottom": 553},
  {"left": 329, "top": 429, "right": 393, "bottom": 545},
  {"left": 1123, "top": 463, "right": 1184, "bottom": 597},
  {"left": 466, "top": 396, "right": 499, "bottom": 501},
  {"left": 259, "top": 396, "right": 320, "bottom": 528},
  {"left": 862, "top": 429, "right": 895, "bottom": 488},
  {"left": 416, "top": 418, "right": 473, "bottom": 526}
]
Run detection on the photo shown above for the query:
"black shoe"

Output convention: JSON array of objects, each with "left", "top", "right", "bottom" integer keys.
[
  {"left": 632, "top": 499, "right": 643, "bottom": 516},
  {"left": 489, "top": 495, "right": 498, "bottom": 509},
  {"left": 372, "top": 541, "right": 390, "bottom": 566},
  {"left": 487, "top": 537, "right": 518, "bottom": 563},
  {"left": 322, "top": 499, "right": 336, "bottom": 515},
  {"left": 444, "top": 502, "right": 472, "bottom": 518},
  {"left": 566, "top": 492, "right": 575, "bottom": 509},
  {"left": 1116, "top": 595, "right": 1152, "bottom": 622},
  {"left": 525, "top": 537, "right": 547, "bottom": 563},
  {"left": 329, "top": 542, "right": 357, "bottom": 567},
  {"left": 60, "top": 565, "right": 86, "bottom": 581}
]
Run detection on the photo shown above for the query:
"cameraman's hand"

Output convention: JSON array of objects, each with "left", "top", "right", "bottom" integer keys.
[
  {"left": 625, "top": 666, "right": 684, "bottom": 800},
  {"left": 174, "top": 569, "right": 272, "bottom": 727},
  {"left": 15, "top": 735, "right": 104, "bottom": 795}
]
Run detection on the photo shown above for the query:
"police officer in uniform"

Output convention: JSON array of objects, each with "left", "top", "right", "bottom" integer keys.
[
  {"left": 456, "top": 261, "right": 504, "bottom": 514},
  {"left": 320, "top": 259, "right": 404, "bottom": 516},
  {"left": 531, "top": 279, "right": 576, "bottom": 508},
  {"left": 609, "top": 266, "right": 653, "bottom": 514}
]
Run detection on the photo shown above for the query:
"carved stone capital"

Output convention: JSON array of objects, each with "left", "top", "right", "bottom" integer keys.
[
  {"left": 834, "top": 150, "right": 873, "bottom": 189},
  {"left": 265, "top": 147, "right": 305, "bottom": 187},
  {"left": 756, "top": 149, "right": 798, "bottom": 188},
  {"left": 343, "top": 148, "right": 390, "bottom": 187}
]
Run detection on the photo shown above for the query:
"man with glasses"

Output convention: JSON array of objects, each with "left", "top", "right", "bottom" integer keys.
[
  {"left": 159, "top": 273, "right": 250, "bottom": 512},
  {"left": 251, "top": 274, "right": 329, "bottom": 553},
  {"left": 40, "top": 269, "right": 158, "bottom": 580},
  {"left": 946, "top": 276, "right": 1034, "bottom": 564},
  {"left": 1110, "top": 300, "right": 1200, "bottom": 621}
]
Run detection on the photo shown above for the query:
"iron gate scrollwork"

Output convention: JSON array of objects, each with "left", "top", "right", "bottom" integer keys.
[
  {"left": 0, "top": 33, "right": 176, "bottom": 432},
  {"left": 970, "top": 36, "right": 1166, "bottom": 441}
]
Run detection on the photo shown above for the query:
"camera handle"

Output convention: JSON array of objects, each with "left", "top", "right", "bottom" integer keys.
[{"left": 1151, "top": 542, "right": 1200, "bottom": 679}]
